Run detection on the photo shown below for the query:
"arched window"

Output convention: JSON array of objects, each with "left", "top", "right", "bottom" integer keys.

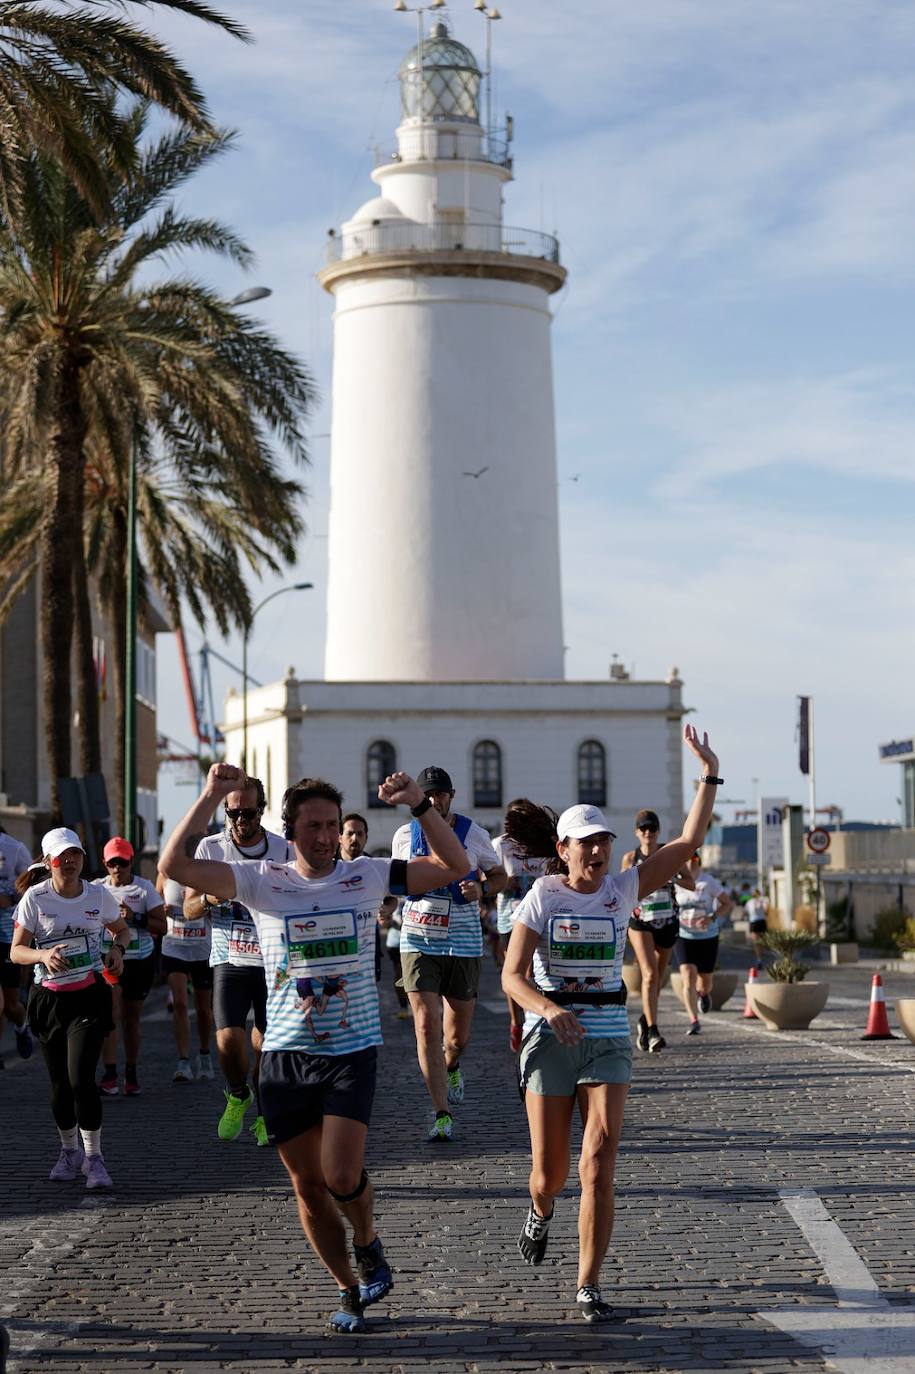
[
  {"left": 578, "top": 740, "right": 606, "bottom": 806},
  {"left": 366, "top": 739, "right": 396, "bottom": 809},
  {"left": 473, "top": 740, "right": 502, "bottom": 809}
]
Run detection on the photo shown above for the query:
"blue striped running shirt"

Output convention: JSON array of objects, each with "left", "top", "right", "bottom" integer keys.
[
  {"left": 515, "top": 868, "right": 640, "bottom": 1039},
  {"left": 393, "top": 818, "right": 498, "bottom": 958},
  {"left": 195, "top": 830, "right": 290, "bottom": 967},
  {"left": 232, "top": 856, "right": 396, "bottom": 1056}
]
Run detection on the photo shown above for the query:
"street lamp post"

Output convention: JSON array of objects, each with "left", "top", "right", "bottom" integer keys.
[{"left": 241, "top": 583, "right": 314, "bottom": 771}]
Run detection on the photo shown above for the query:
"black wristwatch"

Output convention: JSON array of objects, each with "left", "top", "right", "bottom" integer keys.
[
  {"left": 410, "top": 797, "right": 433, "bottom": 818},
  {"left": 703, "top": 776, "right": 724, "bottom": 785}
]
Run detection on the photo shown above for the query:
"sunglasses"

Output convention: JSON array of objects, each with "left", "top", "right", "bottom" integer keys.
[
  {"left": 225, "top": 807, "right": 261, "bottom": 821},
  {"left": 637, "top": 823, "right": 659, "bottom": 833},
  {"left": 106, "top": 857, "right": 130, "bottom": 868}
]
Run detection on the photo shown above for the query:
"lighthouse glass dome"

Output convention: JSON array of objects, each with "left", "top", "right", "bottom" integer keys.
[{"left": 399, "top": 23, "right": 481, "bottom": 124}]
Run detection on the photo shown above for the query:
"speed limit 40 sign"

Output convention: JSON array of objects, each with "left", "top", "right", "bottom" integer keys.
[{"left": 806, "top": 827, "right": 831, "bottom": 854}]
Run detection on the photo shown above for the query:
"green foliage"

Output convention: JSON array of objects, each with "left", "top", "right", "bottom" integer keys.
[
  {"left": 825, "top": 896, "right": 852, "bottom": 941},
  {"left": 760, "top": 927, "right": 820, "bottom": 983},
  {"left": 869, "top": 906, "right": 911, "bottom": 953},
  {"left": 892, "top": 915, "right": 915, "bottom": 954}
]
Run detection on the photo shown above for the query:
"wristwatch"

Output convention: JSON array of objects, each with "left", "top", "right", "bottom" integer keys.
[
  {"left": 410, "top": 797, "right": 433, "bottom": 818},
  {"left": 703, "top": 776, "right": 724, "bottom": 785}
]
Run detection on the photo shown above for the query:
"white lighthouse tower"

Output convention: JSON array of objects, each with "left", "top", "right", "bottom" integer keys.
[{"left": 320, "top": 17, "right": 566, "bottom": 682}]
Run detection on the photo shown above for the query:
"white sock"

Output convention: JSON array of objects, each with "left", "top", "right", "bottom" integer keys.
[
  {"left": 58, "top": 1126, "right": 79, "bottom": 1150},
  {"left": 80, "top": 1128, "right": 102, "bottom": 1158}
]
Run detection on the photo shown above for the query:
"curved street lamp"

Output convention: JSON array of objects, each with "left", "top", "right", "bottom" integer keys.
[{"left": 241, "top": 583, "right": 314, "bottom": 770}]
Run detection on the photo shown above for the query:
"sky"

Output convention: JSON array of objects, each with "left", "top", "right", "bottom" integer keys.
[{"left": 146, "top": 0, "right": 915, "bottom": 833}]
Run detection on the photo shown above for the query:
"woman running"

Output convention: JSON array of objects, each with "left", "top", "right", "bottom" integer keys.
[
  {"left": 493, "top": 801, "right": 550, "bottom": 1053},
  {"left": 673, "top": 855, "right": 733, "bottom": 1034},
  {"left": 621, "top": 809, "right": 695, "bottom": 1054},
  {"left": 10, "top": 828, "right": 129, "bottom": 1188},
  {"left": 502, "top": 725, "right": 722, "bottom": 1322}
]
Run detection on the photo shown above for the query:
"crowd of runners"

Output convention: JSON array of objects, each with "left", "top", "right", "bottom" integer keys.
[{"left": 2, "top": 724, "right": 746, "bottom": 1334}]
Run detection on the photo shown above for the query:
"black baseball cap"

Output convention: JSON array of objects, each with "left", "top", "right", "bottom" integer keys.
[
  {"left": 417, "top": 766, "right": 454, "bottom": 794},
  {"left": 635, "top": 809, "right": 660, "bottom": 829}
]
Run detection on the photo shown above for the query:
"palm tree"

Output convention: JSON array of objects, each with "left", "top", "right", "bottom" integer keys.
[
  {"left": 0, "top": 1, "right": 250, "bottom": 215},
  {"left": 0, "top": 106, "right": 315, "bottom": 818}
]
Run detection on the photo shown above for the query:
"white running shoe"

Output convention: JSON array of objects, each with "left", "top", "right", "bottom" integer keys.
[
  {"left": 196, "top": 1052, "right": 214, "bottom": 1081},
  {"left": 173, "top": 1058, "right": 194, "bottom": 1082}
]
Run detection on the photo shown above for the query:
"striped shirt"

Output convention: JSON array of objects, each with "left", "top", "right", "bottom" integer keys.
[
  {"left": 0, "top": 833, "right": 32, "bottom": 944},
  {"left": 232, "top": 856, "right": 399, "bottom": 1056},
  {"left": 492, "top": 836, "right": 549, "bottom": 935},
  {"left": 93, "top": 876, "right": 161, "bottom": 960},
  {"left": 515, "top": 868, "right": 639, "bottom": 1039},
  {"left": 194, "top": 829, "right": 290, "bottom": 968},
  {"left": 393, "top": 818, "right": 498, "bottom": 958}
]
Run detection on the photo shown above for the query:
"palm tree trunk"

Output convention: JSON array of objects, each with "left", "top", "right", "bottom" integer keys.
[
  {"left": 41, "top": 352, "right": 86, "bottom": 817},
  {"left": 73, "top": 522, "right": 101, "bottom": 778},
  {"left": 109, "top": 509, "right": 128, "bottom": 832}
]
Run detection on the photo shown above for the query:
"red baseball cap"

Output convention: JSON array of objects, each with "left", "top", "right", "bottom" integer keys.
[{"left": 103, "top": 836, "right": 134, "bottom": 863}]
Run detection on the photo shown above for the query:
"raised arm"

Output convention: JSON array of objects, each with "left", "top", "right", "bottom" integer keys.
[
  {"left": 159, "top": 763, "right": 244, "bottom": 902},
  {"left": 376, "top": 772, "right": 470, "bottom": 895},
  {"left": 636, "top": 726, "right": 722, "bottom": 900}
]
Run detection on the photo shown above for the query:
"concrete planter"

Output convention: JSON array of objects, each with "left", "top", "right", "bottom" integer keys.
[
  {"left": 829, "top": 942, "right": 859, "bottom": 965},
  {"left": 896, "top": 999, "right": 915, "bottom": 1044},
  {"left": 622, "top": 962, "right": 671, "bottom": 996},
  {"left": 670, "top": 970, "right": 738, "bottom": 1009},
  {"left": 746, "top": 980, "right": 829, "bottom": 1031}
]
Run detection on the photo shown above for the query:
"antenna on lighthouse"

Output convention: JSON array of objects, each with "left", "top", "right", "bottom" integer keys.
[{"left": 474, "top": 0, "right": 503, "bottom": 153}]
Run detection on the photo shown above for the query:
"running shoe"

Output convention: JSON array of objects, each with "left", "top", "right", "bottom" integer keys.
[
  {"left": 327, "top": 1285, "right": 365, "bottom": 1335},
  {"left": 173, "top": 1058, "right": 194, "bottom": 1083},
  {"left": 82, "top": 1154, "right": 113, "bottom": 1190},
  {"left": 99, "top": 1071, "right": 119, "bottom": 1096},
  {"left": 510, "top": 1023, "right": 523, "bottom": 1053},
  {"left": 14, "top": 1024, "right": 34, "bottom": 1059},
  {"left": 49, "top": 1145, "right": 84, "bottom": 1182},
  {"left": 647, "top": 1026, "right": 666, "bottom": 1053},
  {"left": 396, "top": 1008, "right": 411, "bottom": 1020},
  {"left": 685, "top": 1019, "right": 701, "bottom": 1036},
  {"left": 577, "top": 1284, "right": 613, "bottom": 1323},
  {"left": 354, "top": 1236, "right": 393, "bottom": 1306},
  {"left": 249, "top": 1114, "right": 270, "bottom": 1147},
  {"left": 446, "top": 1067, "right": 464, "bottom": 1105},
  {"left": 636, "top": 1014, "right": 649, "bottom": 1052},
  {"left": 427, "top": 1111, "right": 454, "bottom": 1142},
  {"left": 123, "top": 1080, "right": 142, "bottom": 1098},
  {"left": 698, "top": 993, "right": 712, "bottom": 1014},
  {"left": 196, "top": 1052, "right": 214, "bottom": 1081},
  {"left": 518, "top": 1203, "right": 552, "bottom": 1265},
  {"left": 218, "top": 1087, "right": 254, "bottom": 1141}
]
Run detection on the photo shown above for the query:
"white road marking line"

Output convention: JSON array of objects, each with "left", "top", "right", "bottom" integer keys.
[
  {"left": 710, "top": 1008, "right": 915, "bottom": 1073},
  {"left": 761, "top": 1190, "right": 915, "bottom": 1373}
]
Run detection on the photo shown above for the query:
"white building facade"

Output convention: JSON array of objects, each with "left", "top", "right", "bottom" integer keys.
[{"left": 226, "top": 19, "right": 687, "bottom": 849}]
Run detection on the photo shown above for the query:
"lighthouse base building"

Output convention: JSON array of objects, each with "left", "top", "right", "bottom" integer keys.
[{"left": 223, "top": 19, "right": 686, "bottom": 846}]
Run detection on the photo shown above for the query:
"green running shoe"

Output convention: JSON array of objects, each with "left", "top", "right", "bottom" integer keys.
[
  {"left": 249, "top": 1114, "right": 270, "bottom": 1147},
  {"left": 218, "top": 1087, "right": 254, "bottom": 1141},
  {"left": 446, "top": 1067, "right": 464, "bottom": 1105}
]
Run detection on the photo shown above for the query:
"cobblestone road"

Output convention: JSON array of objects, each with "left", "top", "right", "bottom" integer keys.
[{"left": 2, "top": 946, "right": 914, "bottom": 1373}]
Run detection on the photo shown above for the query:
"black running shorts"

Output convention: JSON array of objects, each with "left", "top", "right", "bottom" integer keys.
[
  {"left": 117, "top": 953, "right": 156, "bottom": 1003},
  {"left": 213, "top": 962, "right": 267, "bottom": 1033},
  {"left": 629, "top": 917, "right": 678, "bottom": 950},
  {"left": 0, "top": 943, "right": 22, "bottom": 989},
  {"left": 160, "top": 955, "right": 213, "bottom": 990},
  {"left": 674, "top": 935, "right": 719, "bottom": 975},
  {"left": 259, "top": 1046, "right": 377, "bottom": 1146}
]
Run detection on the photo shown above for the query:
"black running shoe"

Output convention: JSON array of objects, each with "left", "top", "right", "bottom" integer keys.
[
  {"left": 698, "top": 993, "right": 711, "bottom": 1014},
  {"left": 636, "top": 1014, "right": 649, "bottom": 1052},
  {"left": 354, "top": 1235, "right": 393, "bottom": 1307},
  {"left": 647, "top": 1026, "right": 666, "bottom": 1052},
  {"left": 518, "top": 1203, "right": 553, "bottom": 1265},
  {"left": 327, "top": 1285, "right": 366, "bottom": 1335},
  {"left": 577, "top": 1284, "right": 614, "bottom": 1322},
  {"left": 686, "top": 1019, "right": 701, "bottom": 1036}
]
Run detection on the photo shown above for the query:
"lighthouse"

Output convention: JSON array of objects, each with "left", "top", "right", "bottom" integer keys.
[
  {"left": 227, "top": 14, "right": 686, "bottom": 855},
  {"left": 320, "top": 18, "right": 566, "bottom": 682}
]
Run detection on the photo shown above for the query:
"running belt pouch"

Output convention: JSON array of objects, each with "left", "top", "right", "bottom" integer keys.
[
  {"left": 409, "top": 815, "right": 475, "bottom": 904},
  {"left": 542, "top": 986, "right": 628, "bottom": 1007}
]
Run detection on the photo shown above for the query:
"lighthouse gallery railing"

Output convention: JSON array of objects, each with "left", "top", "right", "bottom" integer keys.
[{"left": 326, "top": 222, "right": 560, "bottom": 265}]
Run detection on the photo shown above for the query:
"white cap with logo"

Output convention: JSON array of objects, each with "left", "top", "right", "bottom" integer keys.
[
  {"left": 41, "top": 827, "right": 86, "bottom": 860},
  {"left": 556, "top": 805, "right": 616, "bottom": 842}
]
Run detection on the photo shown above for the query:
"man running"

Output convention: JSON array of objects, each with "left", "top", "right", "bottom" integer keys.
[
  {"left": 339, "top": 814, "right": 396, "bottom": 987},
  {"left": 159, "top": 843, "right": 213, "bottom": 1083},
  {"left": 159, "top": 763, "right": 468, "bottom": 1335},
  {"left": 94, "top": 837, "right": 166, "bottom": 1096},
  {"left": 493, "top": 801, "right": 550, "bottom": 1053},
  {"left": 0, "top": 828, "right": 34, "bottom": 1065},
  {"left": 183, "top": 778, "right": 289, "bottom": 1145},
  {"left": 621, "top": 809, "right": 694, "bottom": 1054},
  {"left": 391, "top": 765, "right": 506, "bottom": 1141}
]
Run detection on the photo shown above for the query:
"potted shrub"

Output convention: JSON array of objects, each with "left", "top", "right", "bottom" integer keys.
[
  {"left": 892, "top": 916, "right": 915, "bottom": 964},
  {"left": 746, "top": 929, "right": 829, "bottom": 1030}
]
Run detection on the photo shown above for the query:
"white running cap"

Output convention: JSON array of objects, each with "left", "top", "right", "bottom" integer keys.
[
  {"left": 41, "top": 827, "right": 85, "bottom": 860},
  {"left": 556, "top": 805, "right": 616, "bottom": 842}
]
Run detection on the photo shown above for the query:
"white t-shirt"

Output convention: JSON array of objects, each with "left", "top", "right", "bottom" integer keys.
[
  {"left": 392, "top": 816, "right": 499, "bottom": 957},
  {"left": 675, "top": 872, "right": 725, "bottom": 940},
  {"left": 15, "top": 879, "right": 121, "bottom": 990},
  {"left": 0, "top": 832, "right": 32, "bottom": 944},
  {"left": 231, "top": 855, "right": 402, "bottom": 1056},
  {"left": 745, "top": 896, "right": 768, "bottom": 924},
  {"left": 194, "top": 828, "right": 291, "bottom": 968},
  {"left": 161, "top": 876, "right": 211, "bottom": 962},
  {"left": 92, "top": 875, "right": 161, "bottom": 960},
  {"left": 492, "top": 836, "right": 549, "bottom": 934},
  {"left": 514, "top": 868, "right": 639, "bottom": 1039}
]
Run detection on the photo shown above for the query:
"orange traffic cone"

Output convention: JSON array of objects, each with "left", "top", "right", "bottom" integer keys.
[
  {"left": 742, "top": 965, "right": 759, "bottom": 1019},
  {"left": 861, "top": 973, "right": 898, "bottom": 1040}
]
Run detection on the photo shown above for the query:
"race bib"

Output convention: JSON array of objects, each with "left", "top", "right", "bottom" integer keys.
[
  {"left": 284, "top": 909, "right": 359, "bottom": 978},
  {"left": 39, "top": 933, "right": 93, "bottom": 988},
  {"left": 228, "top": 920, "right": 261, "bottom": 965},
  {"left": 639, "top": 893, "right": 674, "bottom": 925},
  {"left": 174, "top": 923, "right": 207, "bottom": 940},
  {"left": 548, "top": 915, "right": 617, "bottom": 980},
  {"left": 402, "top": 895, "right": 451, "bottom": 940}
]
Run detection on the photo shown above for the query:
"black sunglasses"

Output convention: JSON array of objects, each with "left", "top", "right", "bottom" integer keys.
[
  {"left": 106, "top": 857, "right": 130, "bottom": 868},
  {"left": 637, "top": 823, "right": 659, "bottom": 833},
  {"left": 226, "top": 807, "right": 261, "bottom": 821}
]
